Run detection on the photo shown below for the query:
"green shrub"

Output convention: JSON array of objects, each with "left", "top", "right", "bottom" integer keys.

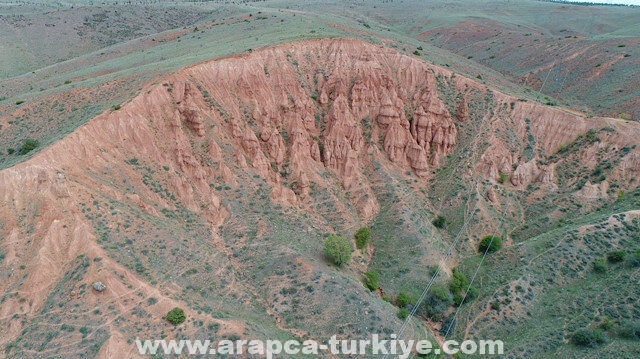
[
  {"left": 421, "top": 285, "right": 453, "bottom": 319},
  {"left": 61, "top": 324, "right": 75, "bottom": 332},
  {"left": 19, "top": 138, "right": 39, "bottom": 155},
  {"left": 449, "top": 268, "right": 469, "bottom": 293},
  {"left": 571, "top": 328, "right": 608, "bottom": 348},
  {"left": 593, "top": 258, "right": 608, "bottom": 273},
  {"left": 498, "top": 171, "right": 508, "bottom": 184},
  {"left": 607, "top": 250, "right": 626, "bottom": 263},
  {"left": 464, "top": 286, "right": 479, "bottom": 302},
  {"left": 490, "top": 301, "right": 501, "bottom": 311},
  {"left": 628, "top": 249, "right": 640, "bottom": 268},
  {"left": 479, "top": 236, "right": 502, "bottom": 253},
  {"left": 432, "top": 215, "right": 447, "bottom": 229},
  {"left": 323, "top": 235, "right": 351, "bottom": 266},
  {"left": 453, "top": 293, "right": 464, "bottom": 307},
  {"left": 354, "top": 227, "right": 371, "bottom": 249},
  {"left": 6, "top": 148, "right": 14, "bottom": 155},
  {"left": 396, "top": 291, "right": 413, "bottom": 308},
  {"left": 166, "top": 307, "right": 186, "bottom": 326},
  {"left": 397, "top": 307, "right": 409, "bottom": 320},
  {"left": 619, "top": 320, "right": 640, "bottom": 340},
  {"left": 363, "top": 270, "right": 379, "bottom": 291}
]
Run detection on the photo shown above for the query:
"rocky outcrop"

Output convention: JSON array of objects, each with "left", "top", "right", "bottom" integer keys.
[
  {"left": 576, "top": 180, "right": 610, "bottom": 199},
  {"left": 455, "top": 97, "right": 468, "bottom": 122},
  {"left": 178, "top": 83, "right": 206, "bottom": 137}
]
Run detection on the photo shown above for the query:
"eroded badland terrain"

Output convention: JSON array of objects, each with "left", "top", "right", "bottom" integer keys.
[{"left": 0, "top": 1, "right": 639, "bottom": 358}]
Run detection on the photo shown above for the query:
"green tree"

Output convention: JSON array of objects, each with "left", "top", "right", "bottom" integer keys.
[
  {"left": 607, "top": 250, "right": 626, "bottom": 263},
  {"left": 432, "top": 215, "right": 447, "bottom": 229},
  {"left": 166, "top": 307, "right": 186, "bottom": 326},
  {"left": 478, "top": 236, "right": 502, "bottom": 253},
  {"left": 323, "top": 235, "right": 351, "bottom": 266},
  {"left": 354, "top": 227, "right": 371, "bottom": 249},
  {"left": 363, "top": 270, "right": 379, "bottom": 291}
]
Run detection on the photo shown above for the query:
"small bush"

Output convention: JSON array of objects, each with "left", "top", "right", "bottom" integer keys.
[
  {"left": 397, "top": 307, "right": 409, "bottom": 320},
  {"left": 491, "top": 301, "right": 501, "bottom": 311},
  {"left": 421, "top": 285, "right": 453, "bottom": 319},
  {"left": 7, "top": 148, "right": 15, "bottom": 155},
  {"left": 607, "top": 250, "right": 626, "bottom": 263},
  {"left": 15, "top": 100, "right": 24, "bottom": 105},
  {"left": 363, "top": 270, "right": 379, "bottom": 291},
  {"left": 593, "top": 258, "right": 608, "bottom": 273},
  {"left": 413, "top": 50, "right": 421, "bottom": 56},
  {"left": 61, "top": 324, "right": 75, "bottom": 332},
  {"left": 323, "top": 235, "right": 351, "bottom": 266},
  {"left": 354, "top": 227, "right": 371, "bottom": 249},
  {"left": 627, "top": 249, "right": 640, "bottom": 268},
  {"left": 166, "top": 307, "right": 186, "bottom": 326},
  {"left": 464, "top": 286, "right": 479, "bottom": 303},
  {"left": 479, "top": 236, "right": 502, "bottom": 253},
  {"left": 19, "top": 138, "right": 39, "bottom": 155},
  {"left": 497, "top": 171, "right": 508, "bottom": 184},
  {"left": 571, "top": 328, "right": 608, "bottom": 348},
  {"left": 396, "top": 291, "right": 413, "bottom": 308},
  {"left": 619, "top": 320, "right": 640, "bottom": 340},
  {"left": 432, "top": 215, "right": 447, "bottom": 229},
  {"left": 449, "top": 268, "right": 469, "bottom": 293}
]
